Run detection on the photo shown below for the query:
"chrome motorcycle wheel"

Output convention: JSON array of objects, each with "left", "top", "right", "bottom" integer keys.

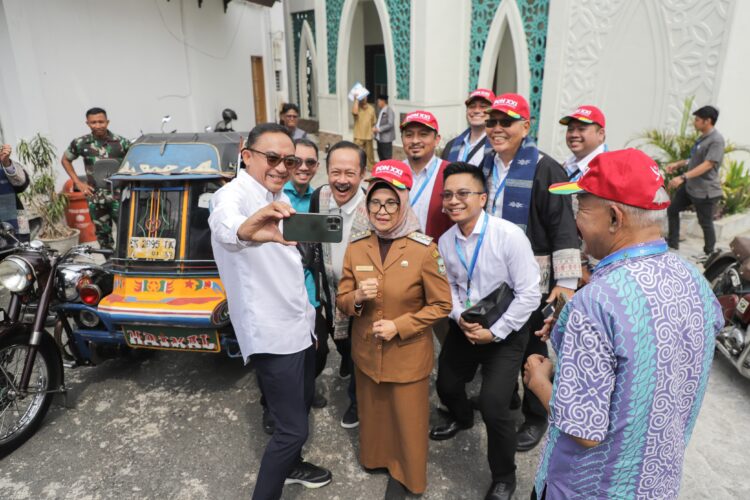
[{"left": 0, "top": 333, "right": 61, "bottom": 457}]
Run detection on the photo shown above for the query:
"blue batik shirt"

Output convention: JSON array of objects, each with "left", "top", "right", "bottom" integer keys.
[
  {"left": 283, "top": 181, "right": 319, "bottom": 308},
  {"left": 534, "top": 243, "right": 723, "bottom": 499}
]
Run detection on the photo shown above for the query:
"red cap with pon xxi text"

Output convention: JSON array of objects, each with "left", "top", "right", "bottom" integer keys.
[
  {"left": 400, "top": 110, "right": 439, "bottom": 133},
  {"left": 549, "top": 148, "right": 670, "bottom": 210},
  {"left": 369, "top": 160, "right": 414, "bottom": 190},
  {"left": 489, "top": 93, "right": 530, "bottom": 121},
  {"left": 559, "top": 105, "right": 606, "bottom": 128},
  {"left": 465, "top": 88, "right": 495, "bottom": 106}
]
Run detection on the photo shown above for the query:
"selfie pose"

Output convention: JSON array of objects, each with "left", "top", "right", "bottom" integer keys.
[{"left": 337, "top": 160, "right": 452, "bottom": 499}]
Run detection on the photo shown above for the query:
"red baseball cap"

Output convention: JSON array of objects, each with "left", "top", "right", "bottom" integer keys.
[
  {"left": 465, "top": 88, "right": 495, "bottom": 106},
  {"left": 549, "top": 148, "right": 670, "bottom": 210},
  {"left": 400, "top": 110, "right": 439, "bottom": 133},
  {"left": 369, "top": 160, "right": 413, "bottom": 190},
  {"left": 489, "top": 93, "right": 530, "bottom": 120},
  {"left": 559, "top": 105, "right": 606, "bottom": 127}
]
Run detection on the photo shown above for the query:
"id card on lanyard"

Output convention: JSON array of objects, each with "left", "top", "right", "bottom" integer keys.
[
  {"left": 410, "top": 157, "right": 440, "bottom": 207},
  {"left": 490, "top": 162, "right": 508, "bottom": 215},
  {"left": 455, "top": 212, "right": 489, "bottom": 308}
]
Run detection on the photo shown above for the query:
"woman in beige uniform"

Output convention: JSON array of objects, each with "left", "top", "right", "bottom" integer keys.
[{"left": 337, "top": 160, "right": 452, "bottom": 498}]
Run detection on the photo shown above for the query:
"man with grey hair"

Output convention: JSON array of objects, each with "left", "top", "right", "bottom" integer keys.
[{"left": 524, "top": 149, "right": 723, "bottom": 499}]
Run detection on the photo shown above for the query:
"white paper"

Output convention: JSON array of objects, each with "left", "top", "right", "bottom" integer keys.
[{"left": 348, "top": 82, "right": 370, "bottom": 102}]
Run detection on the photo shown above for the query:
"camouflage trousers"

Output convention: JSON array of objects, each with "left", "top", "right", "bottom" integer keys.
[{"left": 87, "top": 191, "right": 119, "bottom": 250}]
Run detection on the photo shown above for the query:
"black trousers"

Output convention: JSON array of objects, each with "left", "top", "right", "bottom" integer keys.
[
  {"left": 520, "top": 305, "right": 549, "bottom": 423},
  {"left": 376, "top": 140, "right": 393, "bottom": 161},
  {"left": 436, "top": 320, "right": 528, "bottom": 483},
  {"left": 251, "top": 344, "right": 315, "bottom": 500},
  {"left": 667, "top": 184, "right": 720, "bottom": 254}
]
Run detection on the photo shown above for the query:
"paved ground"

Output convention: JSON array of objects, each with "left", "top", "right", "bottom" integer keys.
[{"left": 1, "top": 188, "right": 749, "bottom": 498}]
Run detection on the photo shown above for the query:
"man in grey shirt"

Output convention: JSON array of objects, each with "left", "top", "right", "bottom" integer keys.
[{"left": 666, "top": 105, "right": 725, "bottom": 256}]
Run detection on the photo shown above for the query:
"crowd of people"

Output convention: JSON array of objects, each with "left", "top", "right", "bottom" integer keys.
[
  {"left": 207, "top": 90, "right": 725, "bottom": 500},
  {"left": 0, "top": 90, "right": 724, "bottom": 499}
]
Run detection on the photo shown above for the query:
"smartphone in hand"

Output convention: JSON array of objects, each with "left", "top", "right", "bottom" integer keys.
[{"left": 282, "top": 213, "right": 343, "bottom": 243}]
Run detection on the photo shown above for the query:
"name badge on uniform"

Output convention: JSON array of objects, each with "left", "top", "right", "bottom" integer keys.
[{"left": 356, "top": 265, "right": 374, "bottom": 272}]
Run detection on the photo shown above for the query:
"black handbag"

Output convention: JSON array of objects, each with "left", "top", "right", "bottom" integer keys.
[{"left": 460, "top": 282, "right": 515, "bottom": 329}]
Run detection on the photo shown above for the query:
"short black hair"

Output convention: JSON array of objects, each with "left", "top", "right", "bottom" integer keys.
[
  {"left": 294, "top": 138, "right": 319, "bottom": 157},
  {"left": 693, "top": 105, "right": 719, "bottom": 125},
  {"left": 443, "top": 161, "right": 486, "bottom": 189},
  {"left": 326, "top": 140, "right": 366, "bottom": 173},
  {"left": 281, "top": 103, "right": 301, "bottom": 115},
  {"left": 244, "top": 122, "right": 292, "bottom": 149},
  {"left": 377, "top": 94, "right": 389, "bottom": 103},
  {"left": 86, "top": 107, "right": 107, "bottom": 118}
]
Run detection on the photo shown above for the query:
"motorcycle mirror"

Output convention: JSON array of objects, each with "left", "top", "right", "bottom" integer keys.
[{"left": 0, "top": 222, "right": 14, "bottom": 235}]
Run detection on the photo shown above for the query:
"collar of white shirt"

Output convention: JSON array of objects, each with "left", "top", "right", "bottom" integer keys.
[
  {"left": 328, "top": 183, "right": 365, "bottom": 215},
  {"left": 455, "top": 210, "right": 487, "bottom": 241},
  {"left": 410, "top": 155, "right": 439, "bottom": 178},
  {"left": 238, "top": 168, "right": 284, "bottom": 204},
  {"left": 563, "top": 143, "right": 606, "bottom": 176},
  {"left": 493, "top": 153, "right": 511, "bottom": 174}
]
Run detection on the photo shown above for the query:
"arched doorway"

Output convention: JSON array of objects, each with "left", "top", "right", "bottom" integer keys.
[
  {"left": 298, "top": 21, "right": 318, "bottom": 120},
  {"left": 336, "top": 0, "right": 398, "bottom": 136},
  {"left": 477, "top": 1, "right": 529, "bottom": 98}
]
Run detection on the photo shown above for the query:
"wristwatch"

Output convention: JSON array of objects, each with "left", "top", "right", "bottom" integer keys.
[
  {"left": 492, "top": 333, "right": 502, "bottom": 343},
  {"left": 680, "top": 173, "right": 688, "bottom": 182}
]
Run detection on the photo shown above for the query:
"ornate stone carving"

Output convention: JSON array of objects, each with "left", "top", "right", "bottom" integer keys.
[{"left": 291, "top": 10, "right": 316, "bottom": 104}]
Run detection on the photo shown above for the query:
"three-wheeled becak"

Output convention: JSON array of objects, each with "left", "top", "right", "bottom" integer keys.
[{"left": 56, "top": 132, "right": 244, "bottom": 362}]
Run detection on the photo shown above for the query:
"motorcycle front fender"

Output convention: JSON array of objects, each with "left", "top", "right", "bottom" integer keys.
[{"left": 703, "top": 253, "right": 738, "bottom": 281}]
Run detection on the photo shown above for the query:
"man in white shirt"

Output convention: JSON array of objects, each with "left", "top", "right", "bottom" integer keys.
[
  {"left": 430, "top": 162, "right": 540, "bottom": 500},
  {"left": 559, "top": 105, "right": 607, "bottom": 181},
  {"left": 209, "top": 123, "right": 331, "bottom": 500},
  {"left": 308, "top": 141, "right": 368, "bottom": 429},
  {"left": 400, "top": 110, "right": 452, "bottom": 240}
]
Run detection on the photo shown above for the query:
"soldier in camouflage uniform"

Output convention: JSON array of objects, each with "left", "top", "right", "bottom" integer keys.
[{"left": 61, "top": 107, "right": 130, "bottom": 249}]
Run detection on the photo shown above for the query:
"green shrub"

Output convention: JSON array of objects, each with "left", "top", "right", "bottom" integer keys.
[{"left": 721, "top": 160, "right": 750, "bottom": 216}]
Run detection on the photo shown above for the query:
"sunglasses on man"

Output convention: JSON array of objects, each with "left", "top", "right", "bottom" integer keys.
[
  {"left": 246, "top": 148, "right": 302, "bottom": 168},
  {"left": 485, "top": 117, "right": 518, "bottom": 129}
]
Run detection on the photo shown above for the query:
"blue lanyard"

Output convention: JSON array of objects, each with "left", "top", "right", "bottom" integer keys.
[
  {"left": 690, "top": 135, "right": 706, "bottom": 157},
  {"left": 460, "top": 135, "right": 472, "bottom": 162},
  {"left": 455, "top": 212, "right": 489, "bottom": 306},
  {"left": 490, "top": 163, "right": 508, "bottom": 215},
  {"left": 410, "top": 157, "right": 440, "bottom": 207},
  {"left": 594, "top": 240, "right": 669, "bottom": 272}
]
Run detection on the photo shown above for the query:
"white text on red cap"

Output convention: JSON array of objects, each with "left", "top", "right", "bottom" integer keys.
[
  {"left": 375, "top": 165, "right": 404, "bottom": 176},
  {"left": 495, "top": 97, "right": 518, "bottom": 107},
  {"left": 574, "top": 108, "right": 592, "bottom": 116},
  {"left": 406, "top": 112, "right": 433, "bottom": 122}
]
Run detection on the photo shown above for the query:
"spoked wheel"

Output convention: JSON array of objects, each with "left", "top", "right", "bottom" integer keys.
[{"left": 0, "top": 333, "right": 62, "bottom": 458}]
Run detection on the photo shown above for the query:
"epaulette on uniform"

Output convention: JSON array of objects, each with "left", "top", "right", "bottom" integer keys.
[
  {"left": 407, "top": 232, "right": 433, "bottom": 246},
  {"left": 350, "top": 229, "right": 372, "bottom": 242}
]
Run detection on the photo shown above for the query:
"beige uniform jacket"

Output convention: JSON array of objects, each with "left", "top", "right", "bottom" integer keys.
[{"left": 337, "top": 231, "right": 452, "bottom": 383}]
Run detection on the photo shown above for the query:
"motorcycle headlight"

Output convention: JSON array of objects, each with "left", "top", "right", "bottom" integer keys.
[
  {"left": 0, "top": 256, "right": 33, "bottom": 292},
  {"left": 57, "top": 266, "right": 84, "bottom": 301}
]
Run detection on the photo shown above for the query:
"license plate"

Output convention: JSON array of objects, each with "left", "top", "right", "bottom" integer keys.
[
  {"left": 128, "top": 237, "right": 176, "bottom": 260},
  {"left": 123, "top": 326, "right": 220, "bottom": 352},
  {"left": 738, "top": 298, "right": 749, "bottom": 315}
]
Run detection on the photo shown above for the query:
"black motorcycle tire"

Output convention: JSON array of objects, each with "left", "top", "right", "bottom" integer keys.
[{"left": 0, "top": 332, "right": 63, "bottom": 458}]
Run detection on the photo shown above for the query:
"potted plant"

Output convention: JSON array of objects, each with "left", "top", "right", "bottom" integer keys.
[{"left": 16, "top": 133, "right": 80, "bottom": 252}]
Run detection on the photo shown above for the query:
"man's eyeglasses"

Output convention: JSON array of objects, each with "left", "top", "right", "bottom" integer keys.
[
  {"left": 440, "top": 190, "right": 485, "bottom": 201},
  {"left": 247, "top": 148, "right": 302, "bottom": 168},
  {"left": 298, "top": 158, "right": 319, "bottom": 168},
  {"left": 485, "top": 117, "right": 517, "bottom": 129},
  {"left": 367, "top": 199, "right": 400, "bottom": 214}
]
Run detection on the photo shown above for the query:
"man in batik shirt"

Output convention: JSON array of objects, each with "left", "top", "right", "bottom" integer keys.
[
  {"left": 525, "top": 149, "right": 723, "bottom": 500},
  {"left": 62, "top": 107, "right": 130, "bottom": 249}
]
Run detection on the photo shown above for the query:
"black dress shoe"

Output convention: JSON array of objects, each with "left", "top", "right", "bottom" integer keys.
[
  {"left": 262, "top": 406, "right": 275, "bottom": 435},
  {"left": 429, "top": 419, "right": 473, "bottom": 441},
  {"left": 516, "top": 420, "right": 548, "bottom": 451},
  {"left": 484, "top": 480, "right": 516, "bottom": 500}
]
